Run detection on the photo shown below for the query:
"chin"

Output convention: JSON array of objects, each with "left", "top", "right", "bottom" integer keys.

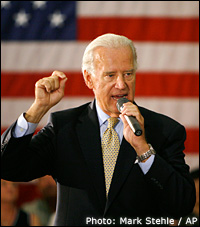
[{"left": 109, "top": 107, "right": 120, "bottom": 116}]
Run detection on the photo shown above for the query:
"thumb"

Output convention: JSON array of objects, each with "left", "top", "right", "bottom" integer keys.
[{"left": 59, "top": 77, "right": 68, "bottom": 90}]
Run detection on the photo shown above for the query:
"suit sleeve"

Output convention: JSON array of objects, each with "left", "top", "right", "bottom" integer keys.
[
  {"left": 144, "top": 124, "right": 196, "bottom": 218},
  {"left": 1, "top": 114, "right": 57, "bottom": 182}
]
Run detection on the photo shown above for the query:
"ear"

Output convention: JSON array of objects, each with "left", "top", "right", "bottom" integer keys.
[{"left": 83, "top": 70, "right": 94, "bottom": 89}]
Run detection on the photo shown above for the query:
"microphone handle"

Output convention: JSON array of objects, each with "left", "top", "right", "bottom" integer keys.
[{"left": 124, "top": 115, "right": 143, "bottom": 136}]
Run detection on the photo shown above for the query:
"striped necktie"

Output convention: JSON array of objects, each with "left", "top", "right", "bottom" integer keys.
[{"left": 101, "top": 117, "right": 120, "bottom": 196}]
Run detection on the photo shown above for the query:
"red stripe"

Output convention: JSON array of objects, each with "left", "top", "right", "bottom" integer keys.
[
  {"left": 1, "top": 72, "right": 199, "bottom": 97},
  {"left": 185, "top": 128, "right": 199, "bottom": 154},
  {"left": 1, "top": 128, "right": 199, "bottom": 154},
  {"left": 78, "top": 17, "right": 199, "bottom": 42}
]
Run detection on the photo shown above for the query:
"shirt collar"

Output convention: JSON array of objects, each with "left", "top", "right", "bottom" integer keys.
[
  {"left": 96, "top": 102, "right": 110, "bottom": 127},
  {"left": 95, "top": 101, "right": 121, "bottom": 127}
]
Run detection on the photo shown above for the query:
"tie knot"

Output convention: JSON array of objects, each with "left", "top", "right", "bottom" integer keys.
[{"left": 107, "top": 117, "right": 119, "bottom": 129}]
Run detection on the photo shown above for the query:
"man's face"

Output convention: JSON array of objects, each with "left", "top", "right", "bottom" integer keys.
[{"left": 85, "top": 46, "right": 136, "bottom": 117}]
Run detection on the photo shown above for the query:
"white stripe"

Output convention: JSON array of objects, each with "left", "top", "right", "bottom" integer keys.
[
  {"left": 1, "top": 42, "right": 86, "bottom": 72},
  {"left": 77, "top": 1, "right": 199, "bottom": 17},
  {"left": 1, "top": 42, "right": 199, "bottom": 72},
  {"left": 136, "top": 42, "right": 199, "bottom": 72},
  {"left": 1, "top": 97, "right": 198, "bottom": 128},
  {"left": 1, "top": 97, "right": 93, "bottom": 128},
  {"left": 136, "top": 97, "right": 199, "bottom": 128},
  {"left": 185, "top": 154, "right": 199, "bottom": 172}
]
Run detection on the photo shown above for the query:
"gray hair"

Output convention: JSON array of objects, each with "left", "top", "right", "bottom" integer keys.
[{"left": 82, "top": 33, "right": 138, "bottom": 76}]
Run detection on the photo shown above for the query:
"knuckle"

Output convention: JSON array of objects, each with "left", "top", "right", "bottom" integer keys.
[
  {"left": 43, "top": 79, "right": 51, "bottom": 85},
  {"left": 35, "top": 78, "right": 44, "bottom": 86},
  {"left": 52, "top": 70, "right": 61, "bottom": 76},
  {"left": 52, "top": 70, "right": 58, "bottom": 75},
  {"left": 52, "top": 71, "right": 66, "bottom": 79}
]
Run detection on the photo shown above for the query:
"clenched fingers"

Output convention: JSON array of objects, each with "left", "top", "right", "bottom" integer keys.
[
  {"left": 35, "top": 71, "right": 67, "bottom": 93},
  {"left": 120, "top": 102, "right": 144, "bottom": 125}
]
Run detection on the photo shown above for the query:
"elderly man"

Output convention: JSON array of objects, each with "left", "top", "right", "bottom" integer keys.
[{"left": 1, "top": 33, "right": 195, "bottom": 226}]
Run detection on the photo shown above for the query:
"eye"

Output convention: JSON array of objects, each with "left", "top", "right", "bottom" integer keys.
[
  {"left": 124, "top": 72, "right": 134, "bottom": 80},
  {"left": 125, "top": 72, "right": 132, "bottom": 77},
  {"left": 105, "top": 74, "right": 115, "bottom": 81}
]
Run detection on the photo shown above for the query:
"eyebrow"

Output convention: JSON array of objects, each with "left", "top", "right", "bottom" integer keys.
[
  {"left": 124, "top": 69, "right": 134, "bottom": 73},
  {"left": 104, "top": 69, "right": 134, "bottom": 74},
  {"left": 104, "top": 71, "right": 116, "bottom": 75}
]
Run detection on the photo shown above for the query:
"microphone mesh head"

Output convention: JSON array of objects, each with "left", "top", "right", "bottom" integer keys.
[{"left": 116, "top": 97, "right": 129, "bottom": 112}]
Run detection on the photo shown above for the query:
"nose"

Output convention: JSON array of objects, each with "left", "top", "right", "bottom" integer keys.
[{"left": 115, "top": 75, "right": 126, "bottom": 90}]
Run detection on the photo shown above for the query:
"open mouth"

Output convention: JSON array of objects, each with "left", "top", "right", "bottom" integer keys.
[{"left": 112, "top": 95, "right": 128, "bottom": 100}]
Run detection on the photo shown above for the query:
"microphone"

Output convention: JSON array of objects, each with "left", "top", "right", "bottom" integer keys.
[{"left": 117, "top": 97, "right": 143, "bottom": 136}]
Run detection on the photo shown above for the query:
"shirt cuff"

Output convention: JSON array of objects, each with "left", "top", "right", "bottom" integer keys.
[
  {"left": 138, "top": 154, "right": 155, "bottom": 175},
  {"left": 13, "top": 113, "right": 38, "bottom": 138}
]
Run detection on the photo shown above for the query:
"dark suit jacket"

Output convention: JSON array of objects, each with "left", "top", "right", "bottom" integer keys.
[{"left": 1, "top": 100, "right": 196, "bottom": 226}]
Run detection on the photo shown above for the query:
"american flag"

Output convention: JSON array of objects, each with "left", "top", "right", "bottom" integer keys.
[{"left": 1, "top": 1, "right": 199, "bottom": 171}]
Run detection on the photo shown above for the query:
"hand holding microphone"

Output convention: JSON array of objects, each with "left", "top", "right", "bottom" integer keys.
[
  {"left": 117, "top": 97, "right": 151, "bottom": 157},
  {"left": 117, "top": 97, "right": 142, "bottom": 136}
]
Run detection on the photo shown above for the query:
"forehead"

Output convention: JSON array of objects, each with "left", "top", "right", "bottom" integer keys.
[{"left": 93, "top": 46, "right": 133, "bottom": 66}]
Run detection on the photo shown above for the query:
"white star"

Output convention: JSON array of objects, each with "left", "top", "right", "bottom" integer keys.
[
  {"left": 32, "top": 1, "right": 46, "bottom": 9},
  {"left": 1, "top": 1, "right": 11, "bottom": 9},
  {"left": 13, "top": 10, "right": 31, "bottom": 27},
  {"left": 48, "top": 10, "right": 66, "bottom": 28}
]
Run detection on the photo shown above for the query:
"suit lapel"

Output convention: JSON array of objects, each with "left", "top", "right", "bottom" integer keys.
[
  {"left": 76, "top": 100, "right": 107, "bottom": 211},
  {"left": 104, "top": 138, "right": 137, "bottom": 215}
]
